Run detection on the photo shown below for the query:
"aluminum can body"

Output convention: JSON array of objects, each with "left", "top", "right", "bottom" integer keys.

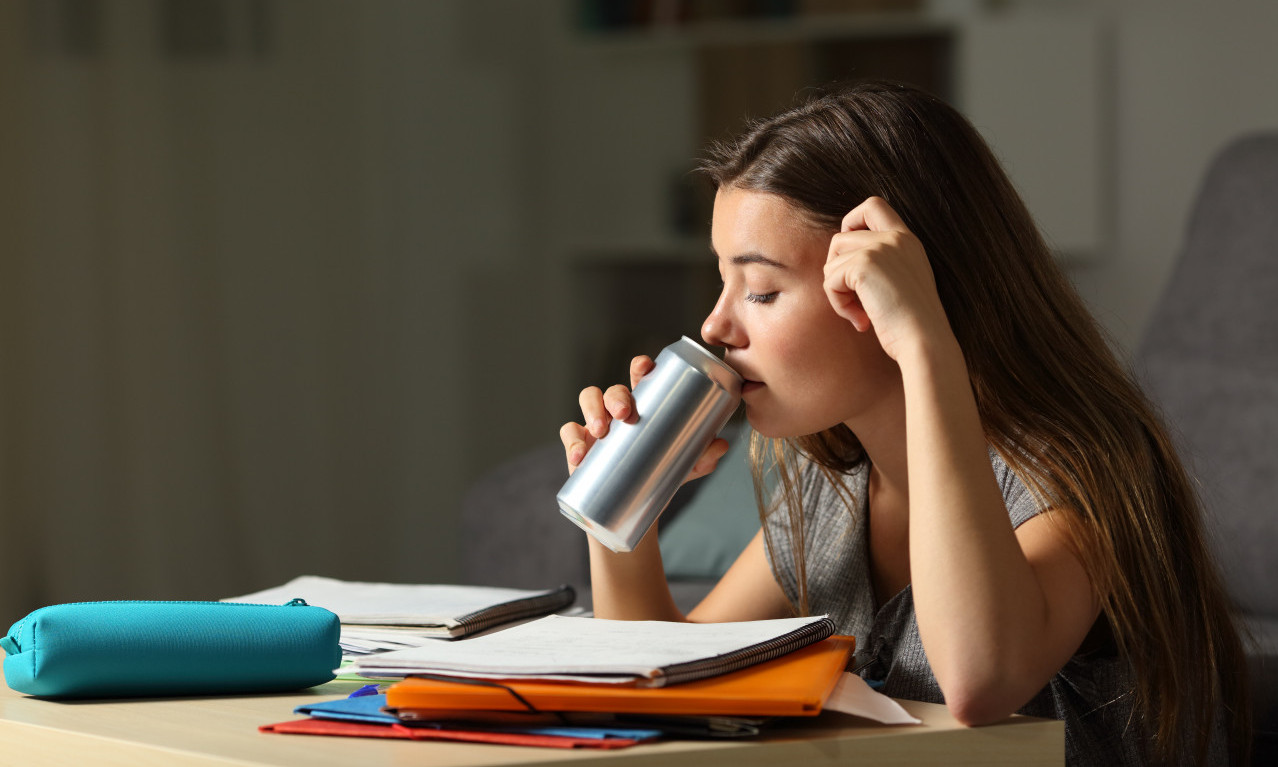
[{"left": 557, "top": 336, "right": 742, "bottom": 552}]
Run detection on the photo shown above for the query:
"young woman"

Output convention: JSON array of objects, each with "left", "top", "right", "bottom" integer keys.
[{"left": 559, "top": 81, "right": 1247, "bottom": 766}]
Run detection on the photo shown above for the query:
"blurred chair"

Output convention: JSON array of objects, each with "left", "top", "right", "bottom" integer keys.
[
  {"left": 459, "top": 423, "right": 758, "bottom": 615},
  {"left": 458, "top": 441, "right": 588, "bottom": 596},
  {"left": 1136, "top": 132, "right": 1278, "bottom": 760}
]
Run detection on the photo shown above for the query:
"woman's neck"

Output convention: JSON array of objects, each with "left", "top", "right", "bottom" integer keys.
[{"left": 847, "top": 383, "right": 910, "bottom": 498}]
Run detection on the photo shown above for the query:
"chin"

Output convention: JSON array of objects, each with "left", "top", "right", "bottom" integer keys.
[
  {"left": 743, "top": 411, "right": 809, "bottom": 441},
  {"left": 745, "top": 403, "right": 852, "bottom": 442}
]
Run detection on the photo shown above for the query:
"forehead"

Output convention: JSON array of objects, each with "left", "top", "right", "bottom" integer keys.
[
  {"left": 711, "top": 188, "right": 827, "bottom": 265},
  {"left": 712, "top": 188, "right": 801, "bottom": 233}
]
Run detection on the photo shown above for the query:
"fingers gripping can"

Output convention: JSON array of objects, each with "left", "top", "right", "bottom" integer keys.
[{"left": 557, "top": 337, "right": 743, "bottom": 553}]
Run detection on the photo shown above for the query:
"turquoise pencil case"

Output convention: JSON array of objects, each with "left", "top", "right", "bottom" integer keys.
[{"left": 1, "top": 599, "right": 341, "bottom": 699}]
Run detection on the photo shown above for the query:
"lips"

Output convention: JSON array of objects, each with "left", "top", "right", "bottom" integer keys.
[
  {"left": 726, "top": 359, "right": 762, "bottom": 393},
  {"left": 729, "top": 367, "right": 764, "bottom": 394}
]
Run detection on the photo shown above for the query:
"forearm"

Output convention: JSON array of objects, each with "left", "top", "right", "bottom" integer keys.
[
  {"left": 900, "top": 338, "right": 1055, "bottom": 721},
  {"left": 587, "top": 526, "right": 686, "bottom": 622}
]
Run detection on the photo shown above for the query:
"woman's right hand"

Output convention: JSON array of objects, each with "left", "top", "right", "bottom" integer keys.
[{"left": 559, "top": 354, "right": 731, "bottom": 479}]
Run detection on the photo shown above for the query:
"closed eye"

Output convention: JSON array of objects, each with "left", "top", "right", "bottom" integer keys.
[{"left": 746, "top": 291, "right": 778, "bottom": 304}]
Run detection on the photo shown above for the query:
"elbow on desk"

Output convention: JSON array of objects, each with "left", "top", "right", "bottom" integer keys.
[
  {"left": 941, "top": 681, "right": 1025, "bottom": 727},
  {"left": 946, "top": 697, "right": 1007, "bottom": 728},
  {"left": 933, "top": 651, "right": 1045, "bottom": 727}
]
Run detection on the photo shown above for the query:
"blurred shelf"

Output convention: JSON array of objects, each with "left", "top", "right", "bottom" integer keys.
[
  {"left": 567, "top": 238, "right": 711, "bottom": 263},
  {"left": 571, "top": 11, "right": 952, "bottom": 52}
]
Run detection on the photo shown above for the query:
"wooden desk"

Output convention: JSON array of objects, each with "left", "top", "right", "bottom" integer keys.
[{"left": 1, "top": 672, "right": 1062, "bottom": 766}]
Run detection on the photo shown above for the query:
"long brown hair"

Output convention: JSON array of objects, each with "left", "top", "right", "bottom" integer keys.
[{"left": 700, "top": 81, "right": 1248, "bottom": 765}]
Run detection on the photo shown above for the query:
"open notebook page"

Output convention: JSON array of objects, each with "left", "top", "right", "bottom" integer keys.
[{"left": 349, "top": 614, "right": 833, "bottom": 686}]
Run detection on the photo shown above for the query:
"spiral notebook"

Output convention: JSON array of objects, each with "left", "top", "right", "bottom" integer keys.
[{"left": 348, "top": 614, "right": 835, "bottom": 686}]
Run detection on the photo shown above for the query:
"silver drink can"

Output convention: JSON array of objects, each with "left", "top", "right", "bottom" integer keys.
[{"left": 557, "top": 336, "right": 742, "bottom": 553}]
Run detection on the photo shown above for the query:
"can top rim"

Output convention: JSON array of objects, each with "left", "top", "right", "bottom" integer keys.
[{"left": 674, "top": 336, "right": 742, "bottom": 391}]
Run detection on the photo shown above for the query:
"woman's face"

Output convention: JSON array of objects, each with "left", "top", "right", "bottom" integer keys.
[{"left": 702, "top": 188, "right": 900, "bottom": 438}]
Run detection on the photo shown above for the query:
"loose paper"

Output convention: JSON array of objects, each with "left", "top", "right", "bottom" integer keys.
[{"left": 822, "top": 672, "right": 922, "bottom": 725}]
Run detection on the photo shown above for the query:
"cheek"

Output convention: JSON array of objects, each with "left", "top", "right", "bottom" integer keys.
[
  {"left": 767, "top": 306, "right": 853, "bottom": 385},
  {"left": 797, "top": 310, "right": 885, "bottom": 388},
  {"left": 760, "top": 307, "right": 819, "bottom": 368}
]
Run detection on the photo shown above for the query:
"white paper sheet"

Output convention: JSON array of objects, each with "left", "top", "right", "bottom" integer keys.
[{"left": 822, "top": 672, "right": 923, "bottom": 725}]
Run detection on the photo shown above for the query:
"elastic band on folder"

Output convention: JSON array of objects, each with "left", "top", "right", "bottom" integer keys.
[{"left": 412, "top": 674, "right": 560, "bottom": 720}]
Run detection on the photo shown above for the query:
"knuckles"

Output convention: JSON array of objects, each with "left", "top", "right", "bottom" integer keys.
[{"left": 603, "top": 384, "right": 633, "bottom": 406}]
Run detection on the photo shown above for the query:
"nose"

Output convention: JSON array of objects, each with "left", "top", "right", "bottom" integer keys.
[{"left": 701, "top": 289, "right": 743, "bottom": 350}]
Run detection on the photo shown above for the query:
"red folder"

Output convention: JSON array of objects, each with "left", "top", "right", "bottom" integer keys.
[
  {"left": 386, "top": 635, "right": 854, "bottom": 719},
  {"left": 260, "top": 718, "right": 642, "bottom": 749}
]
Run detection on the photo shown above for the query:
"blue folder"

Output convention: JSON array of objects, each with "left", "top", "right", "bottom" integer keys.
[{"left": 295, "top": 694, "right": 664, "bottom": 741}]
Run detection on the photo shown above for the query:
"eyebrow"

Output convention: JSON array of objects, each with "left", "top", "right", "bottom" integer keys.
[
  {"left": 733, "top": 253, "right": 787, "bottom": 268},
  {"left": 710, "top": 247, "right": 788, "bottom": 269}
]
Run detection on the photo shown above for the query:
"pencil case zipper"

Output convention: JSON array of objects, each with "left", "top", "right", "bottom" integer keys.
[{"left": 2, "top": 598, "right": 311, "bottom": 654}]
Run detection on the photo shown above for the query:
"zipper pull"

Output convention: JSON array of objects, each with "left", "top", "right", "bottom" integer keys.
[{"left": 285, "top": 598, "right": 309, "bottom": 607}]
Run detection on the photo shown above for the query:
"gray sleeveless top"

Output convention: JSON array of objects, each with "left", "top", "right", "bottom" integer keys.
[{"left": 763, "top": 451, "right": 1153, "bottom": 767}]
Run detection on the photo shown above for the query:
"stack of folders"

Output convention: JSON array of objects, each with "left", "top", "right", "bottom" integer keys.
[
  {"left": 223, "top": 575, "right": 576, "bottom": 654},
  {"left": 261, "top": 690, "right": 672, "bottom": 749},
  {"left": 387, "top": 616, "right": 851, "bottom": 738},
  {"left": 263, "top": 614, "right": 856, "bottom": 748}
]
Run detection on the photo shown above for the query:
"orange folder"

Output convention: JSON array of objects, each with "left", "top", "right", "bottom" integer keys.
[{"left": 385, "top": 635, "right": 854, "bottom": 719}]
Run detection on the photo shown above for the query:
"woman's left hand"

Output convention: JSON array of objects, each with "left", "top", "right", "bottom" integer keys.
[{"left": 823, "top": 196, "right": 955, "bottom": 364}]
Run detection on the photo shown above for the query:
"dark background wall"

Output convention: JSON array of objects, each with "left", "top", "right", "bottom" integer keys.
[{"left": 2, "top": 0, "right": 1276, "bottom": 624}]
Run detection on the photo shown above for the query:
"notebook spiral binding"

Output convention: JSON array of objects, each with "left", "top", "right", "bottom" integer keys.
[
  {"left": 450, "top": 585, "right": 577, "bottom": 637},
  {"left": 648, "top": 616, "right": 836, "bottom": 687}
]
